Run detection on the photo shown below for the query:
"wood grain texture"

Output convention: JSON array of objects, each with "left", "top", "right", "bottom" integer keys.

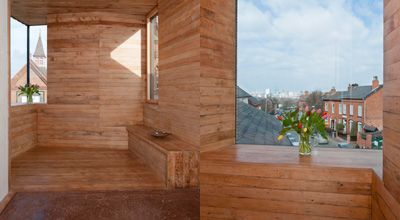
[
  {"left": 383, "top": 0, "right": 400, "bottom": 205},
  {"left": 11, "top": 0, "right": 157, "bottom": 25},
  {"left": 10, "top": 147, "right": 165, "bottom": 192},
  {"left": 201, "top": 145, "right": 384, "bottom": 220},
  {"left": 372, "top": 172, "right": 400, "bottom": 220},
  {"left": 127, "top": 125, "right": 199, "bottom": 189},
  {"left": 40, "top": 12, "right": 146, "bottom": 149},
  {"left": 10, "top": 104, "right": 40, "bottom": 159},
  {"left": 143, "top": 0, "right": 201, "bottom": 148},
  {"left": 199, "top": 0, "right": 236, "bottom": 153}
]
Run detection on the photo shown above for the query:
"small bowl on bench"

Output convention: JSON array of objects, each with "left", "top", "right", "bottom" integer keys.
[{"left": 149, "top": 130, "right": 172, "bottom": 138}]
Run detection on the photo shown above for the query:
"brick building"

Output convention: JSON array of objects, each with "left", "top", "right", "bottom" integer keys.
[
  {"left": 323, "top": 76, "right": 383, "bottom": 135},
  {"left": 298, "top": 91, "right": 308, "bottom": 110},
  {"left": 11, "top": 34, "right": 47, "bottom": 104}
]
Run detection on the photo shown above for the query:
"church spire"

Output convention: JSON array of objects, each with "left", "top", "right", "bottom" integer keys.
[{"left": 33, "top": 31, "right": 46, "bottom": 58}]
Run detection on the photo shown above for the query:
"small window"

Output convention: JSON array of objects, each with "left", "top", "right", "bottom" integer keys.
[
  {"left": 147, "top": 9, "right": 159, "bottom": 101},
  {"left": 332, "top": 103, "right": 334, "bottom": 113},
  {"left": 350, "top": 104, "right": 353, "bottom": 116},
  {"left": 325, "top": 103, "right": 328, "bottom": 111},
  {"left": 358, "top": 105, "right": 362, "bottom": 117},
  {"left": 358, "top": 122, "right": 362, "bottom": 132},
  {"left": 339, "top": 104, "right": 342, "bottom": 114},
  {"left": 343, "top": 104, "right": 347, "bottom": 115}
]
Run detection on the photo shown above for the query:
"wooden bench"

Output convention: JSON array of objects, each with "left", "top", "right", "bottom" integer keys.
[{"left": 126, "top": 125, "right": 199, "bottom": 189}]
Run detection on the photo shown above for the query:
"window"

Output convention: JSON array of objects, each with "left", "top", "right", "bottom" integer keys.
[
  {"left": 358, "top": 105, "right": 362, "bottom": 117},
  {"left": 147, "top": 10, "right": 159, "bottom": 101},
  {"left": 350, "top": 104, "right": 353, "bottom": 116},
  {"left": 358, "top": 122, "right": 363, "bottom": 132},
  {"left": 236, "top": 1, "right": 383, "bottom": 150},
  {"left": 10, "top": 18, "right": 47, "bottom": 104},
  {"left": 343, "top": 104, "right": 346, "bottom": 115}
]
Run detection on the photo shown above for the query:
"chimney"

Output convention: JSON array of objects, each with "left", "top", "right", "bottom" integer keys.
[
  {"left": 348, "top": 83, "right": 358, "bottom": 91},
  {"left": 372, "top": 76, "right": 379, "bottom": 90},
  {"left": 305, "top": 91, "right": 309, "bottom": 96},
  {"left": 330, "top": 86, "right": 336, "bottom": 94}
]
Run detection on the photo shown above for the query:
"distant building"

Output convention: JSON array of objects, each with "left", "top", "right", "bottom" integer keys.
[
  {"left": 236, "top": 86, "right": 262, "bottom": 109},
  {"left": 11, "top": 34, "right": 47, "bottom": 104},
  {"left": 298, "top": 91, "right": 309, "bottom": 110},
  {"left": 323, "top": 76, "right": 383, "bottom": 140}
]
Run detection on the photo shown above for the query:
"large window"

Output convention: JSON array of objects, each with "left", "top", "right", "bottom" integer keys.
[
  {"left": 147, "top": 10, "right": 159, "bottom": 102},
  {"left": 237, "top": 1, "right": 383, "bottom": 149},
  {"left": 10, "top": 18, "right": 47, "bottom": 104}
]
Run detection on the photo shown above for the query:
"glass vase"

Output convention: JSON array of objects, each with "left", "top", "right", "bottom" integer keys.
[
  {"left": 299, "top": 135, "right": 318, "bottom": 155},
  {"left": 27, "top": 95, "right": 33, "bottom": 103}
]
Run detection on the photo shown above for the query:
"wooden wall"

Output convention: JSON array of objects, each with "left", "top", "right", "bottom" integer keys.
[
  {"left": 372, "top": 172, "right": 400, "bottom": 220},
  {"left": 201, "top": 160, "right": 373, "bottom": 219},
  {"left": 143, "top": 0, "right": 236, "bottom": 153},
  {"left": 39, "top": 12, "right": 146, "bottom": 149},
  {"left": 10, "top": 104, "right": 39, "bottom": 158},
  {"left": 383, "top": 0, "right": 400, "bottom": 204},
  {"left": 144, "top": 0, "right": 201, "bottom": 148},
  {"left": 199, "top": 0, "right": 236, "bottom": 152}
]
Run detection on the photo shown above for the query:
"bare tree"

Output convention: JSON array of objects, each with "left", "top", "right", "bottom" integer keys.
[{"left": 305, "top": 91, "right": 324, "bottom": 110}]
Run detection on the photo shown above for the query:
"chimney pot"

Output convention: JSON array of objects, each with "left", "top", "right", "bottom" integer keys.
[{"left": 372, "top": 76, "right": 379, "bottom": 90}]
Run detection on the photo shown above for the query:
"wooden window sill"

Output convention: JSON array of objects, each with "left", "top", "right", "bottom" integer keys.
[{"left": 201, "top": 144, "right": 383, "bottom": 179}]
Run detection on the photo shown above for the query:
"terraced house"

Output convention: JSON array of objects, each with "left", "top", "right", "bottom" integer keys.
[{"left": 323, "top": 76, "right": 383, "bottom": 135}]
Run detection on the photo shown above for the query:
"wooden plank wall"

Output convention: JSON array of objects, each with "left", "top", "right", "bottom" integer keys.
[
  {"left": 10, "top": 104, "right": 39, "bottom": 158},
  {"left": 143, "top": 0, "right": 236, "bottom": 153},
  {"left": 144, "top": 0, "right": 201, "bottom": 148},
  {"left": 201, "top": 161, "right": 373, "bottom": 219},
  {"left": 372, "top": 172, "right": 400, "bottom": 220},
  {"left": 383, "top": 0, "right": 400, "bottom": 205},
  {"left": 199, "top": 0, "right": 236, "bottom": 152},
  {"left": 39, "top": 12, "right": 146, "bottom": 149}
]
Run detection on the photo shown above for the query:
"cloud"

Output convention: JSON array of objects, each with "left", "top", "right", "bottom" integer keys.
[{"left": 238, "top": 0, "right": 383, "bottom": 93}]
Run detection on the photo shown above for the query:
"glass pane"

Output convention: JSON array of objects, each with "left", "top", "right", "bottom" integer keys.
[
  {"left": 30, "top": 26, "right": 47, "bottom": 103},
  {"left": 10, "top": 18, "right": 27, "bottom": 104},
  {"left": 149, "top": 14, "right": 159, "bottom": 100},
  {"left": 237, "top": 1, "right": 383, "bottom": 149}
]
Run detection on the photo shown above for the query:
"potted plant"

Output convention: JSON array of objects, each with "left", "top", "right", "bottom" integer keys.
[
  {"left": 277, "top": 106, "right": 329, "bottom": 155},
  {"left": 18, "top": 83, "right": 40, "bottom": 103}
]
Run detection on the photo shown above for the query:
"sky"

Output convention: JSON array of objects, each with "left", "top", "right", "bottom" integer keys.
[
  {"left": 237, "top": 0, "right": 384, "bottom": 93},
  {"left": 11, "top": 18, "right": 47, "bottom": 78}
]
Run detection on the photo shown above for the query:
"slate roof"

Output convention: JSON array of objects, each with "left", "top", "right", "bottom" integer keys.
[
  {"left": 236, "top": 101, "right": 292, "bottom": 146},
  {"left": 323, "top": 85, "right": 383, "bottom": 101},
  {"left": 33, "top": 35, "right": 46, "bottom": 58},
  {"left": 236, "top": 86, "right": 262, "bottom": 106}
]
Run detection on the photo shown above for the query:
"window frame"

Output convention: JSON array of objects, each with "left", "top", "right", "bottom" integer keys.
[
  {"left": 146, "top": 7, "right": 159, "bottom": 104},
  {"left": 325, "top": 103, "right": 328, "bottom": 111},
  {"left": 350, "top": 104, "right": 354, "bottom": 116},
  {"left": 339, "top": 104, "right": 342, "bottom": 114},
  {"left": 332, "top": 103, "right": 334, "bottom": 113},
  {"left": 343, "top": 104, "right": 347, "bottom": 115},
  {"left": 358, "top": 105, "right": 362, "bottom": 117}
]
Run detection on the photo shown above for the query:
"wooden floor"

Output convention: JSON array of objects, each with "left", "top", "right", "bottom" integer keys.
[
  {"left": 11, "top": 147, "right": 165, "bottom": 192},
  {"left": 201, "top": 145, "right": 383, "bottom": 220}
]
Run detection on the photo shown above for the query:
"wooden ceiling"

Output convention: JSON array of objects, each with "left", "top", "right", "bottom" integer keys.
[{"left": 11, "top": 0, "right": 158, "bottom": 25}]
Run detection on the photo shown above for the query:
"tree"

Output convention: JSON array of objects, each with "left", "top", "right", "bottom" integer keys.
[
  {"left": 280, "top": 98, "right": 296, "bottom": 110},
  {"left": 336, "top": 123, "right": 345, "bottom": 134},
  {"left": 305, "top": 91, "right": 324, "bottom": 110},
  {"left": 350, "top": 122, "right": 358, "bottom": 137}
]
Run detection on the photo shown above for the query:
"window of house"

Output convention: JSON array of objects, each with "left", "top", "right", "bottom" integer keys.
[
  {"left": 147, "top": 10, "right": 159, "bottom": 102},
  {"left": 358, "top": 122, "right": 363, "bottom": 132},
  {"left": 350, "top": 104, "right": 353, "bottom": 116},
  {"left": 10, "top": 18, "right": 47, "bottom": 104},
  {"left": 343, "top": 104, "right": 347, "bottom": 115},
  {"left": 236, "top": 1, "right": 383, "bottom": 150},
  {"left": 358, "top": 105, "right": 362, "bottom": 117}
]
